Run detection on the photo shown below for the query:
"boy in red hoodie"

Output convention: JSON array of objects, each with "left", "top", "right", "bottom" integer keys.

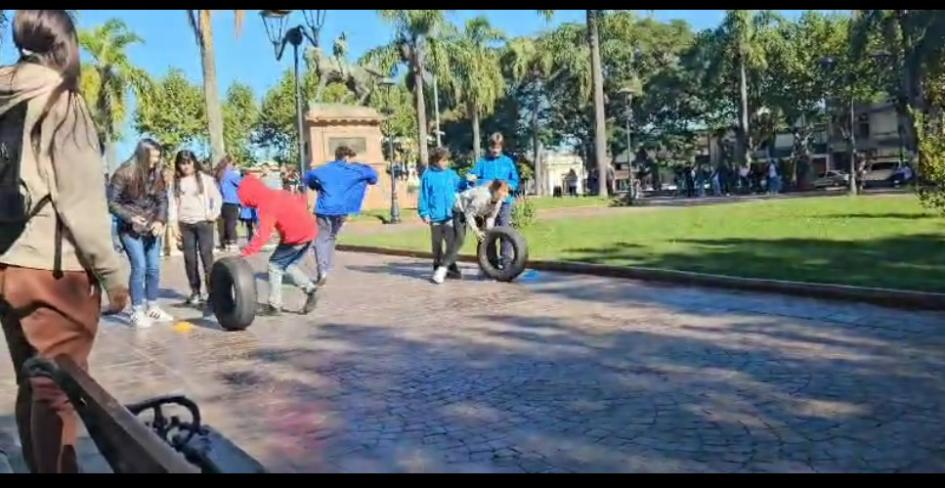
[{"left": 238, "top": 175, "right": 319, "bottom": 316}]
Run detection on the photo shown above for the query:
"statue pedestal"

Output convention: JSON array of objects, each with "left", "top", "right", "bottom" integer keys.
[{"left": 303, "top": 103, "right": 416, "bottom": 213}]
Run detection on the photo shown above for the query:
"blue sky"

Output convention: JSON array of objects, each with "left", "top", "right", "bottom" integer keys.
[{"left": 0, "top": 9, "right": 817, "bottom": 159}]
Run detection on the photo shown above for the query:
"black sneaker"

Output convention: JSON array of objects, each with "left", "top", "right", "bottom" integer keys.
[
  {"left": 446, "top": 267, "right": 463, "bottom": 280},
  {"left": 302, "top": 288, "right": 319, "bottom": 315},
  {"left": 257, "top": 304, "right": 282, "bottom": 317}
]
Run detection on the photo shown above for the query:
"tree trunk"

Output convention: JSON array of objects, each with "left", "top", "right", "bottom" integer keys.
[
  {"left": 532, "top": 103, "right": 541, "bottom": 196},
  {"left": 470, "top": 101, "right": 481, "bottom": 163},
  {"left": 199, "top": 25, "right": 226, "bottom": 163},
  {"left": 433, "top": 73, "right": 441, "bottom": 147},
  {"left": 587, "top": 10, "right": 608, "bottom": 197},
  {"left": 412, "top": 44, "right": 429, "bottom": 175},
  {"left": 106, "top": 142, "right": 118, "bottom": 175},
  {"left": 737, "top": 54, "right": 751, "bottom": 166}
]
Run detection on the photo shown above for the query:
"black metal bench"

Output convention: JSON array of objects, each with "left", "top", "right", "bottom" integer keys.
[{"left": 22, "top": 355, "right": 266, "bottom": 474}]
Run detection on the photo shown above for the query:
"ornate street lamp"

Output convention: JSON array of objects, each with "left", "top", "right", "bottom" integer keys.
[
  {"left": 618, "top": 84, "right": 640, "bottom": 203},
  {"left": 260, "top": 9, "right": 326, "bottom": 187}
]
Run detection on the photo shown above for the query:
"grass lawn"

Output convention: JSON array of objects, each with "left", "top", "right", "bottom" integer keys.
[
  {"left": 526, "top": 195, "right": 611, "bottom": 211},
  {"left": 348, "top": 208, "right": 404, "bottom": 223},
  {"left": 347, "top": 196, "right": 608, "bottom": 224},
  {"left": 339, "top": 194, "right": 945, "bottom": 293}
]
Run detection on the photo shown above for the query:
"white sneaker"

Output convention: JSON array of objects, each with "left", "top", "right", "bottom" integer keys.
[
  {"left": 432, "top": 266, "right": 447, "bottom": 284},
  {"left": 146, "top": 306, "right": 174, "bottom": 322},
  {"left": 129, "top": 309, "right": 153, "bottom": 329}
]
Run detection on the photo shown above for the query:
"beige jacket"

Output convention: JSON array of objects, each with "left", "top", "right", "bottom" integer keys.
[
  {"left": 168, "top": 172, "right": 223, "bottom": 224},
  {"left": 0, "top": 62, "right": 128, "bottom": 292}
]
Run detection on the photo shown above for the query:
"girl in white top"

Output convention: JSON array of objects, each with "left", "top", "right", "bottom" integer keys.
[{"left": 168, "top": 150, "right": 223, "bottom": 305}]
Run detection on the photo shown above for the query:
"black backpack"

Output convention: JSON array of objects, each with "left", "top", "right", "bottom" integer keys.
[{"left": 0, "top": 102, "right": 62, "bottom": 275}]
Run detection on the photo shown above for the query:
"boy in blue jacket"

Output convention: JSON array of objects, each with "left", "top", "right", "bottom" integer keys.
[
  {"left": 305, "top": 145, "right": 378, "bottom": 285},
  {"left": 467, "top": 132, "right": 520, "bottom": 269},
  {"left": 418, "top": 147, "right": 467, "bottom": 284}
]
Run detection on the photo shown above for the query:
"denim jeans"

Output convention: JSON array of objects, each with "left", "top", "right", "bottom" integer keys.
[
  {"left": 120, "top": 232, "right": 162, "bottom": 308},
  {"left": 314, "top": 214, "right": 347, "bottom": 277},
  {"left": 268, "top": 241, "right": 315, "bottom": 308}
]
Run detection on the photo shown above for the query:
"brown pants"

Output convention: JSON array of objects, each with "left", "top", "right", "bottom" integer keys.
[{"left": 0, "top": 265, "right": 100, "bottom": 473}]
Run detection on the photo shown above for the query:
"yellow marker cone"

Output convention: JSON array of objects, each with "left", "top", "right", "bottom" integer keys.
[{"left": 173, "top": 321, "right": 194, "bottom": 333}]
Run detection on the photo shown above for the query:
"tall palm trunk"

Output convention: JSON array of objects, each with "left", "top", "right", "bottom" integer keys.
[
  {"left": 736, "top": 54, "right": 751, "bottom": 166},
  {"left": 412, "top": 43, "right": 429, "bottom": 174},
  {"left": 198, "top": 26, "right": 226, "bottom": 163},
  {"left": 587, "top": 10, "right": 608, "bottom": 197},
  {"left": 532, "top": 100, "right": 541, "bottom": 196},
  {"left": 106, "top": 143, "right": 118, "bottom": 175},
  {"left": 470, "top": 100, "right": 481, "bottom": 163}
]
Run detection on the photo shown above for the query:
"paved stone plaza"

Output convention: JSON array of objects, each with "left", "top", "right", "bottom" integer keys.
[{"left": 2, "top": 250, "right": 945, "bottom": 473}]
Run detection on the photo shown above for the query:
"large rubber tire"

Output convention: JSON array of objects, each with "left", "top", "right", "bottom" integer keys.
[
  {"left": 209, "top": 256, "right": 257, "bottom": 331},
  {"left": 477, "top": 226, "right": 528, "bottom": 282}
]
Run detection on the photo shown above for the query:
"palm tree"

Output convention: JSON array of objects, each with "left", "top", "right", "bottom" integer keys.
[
  {"left": 187, "top": 10, "right": 244, "bottom": 164},
  {"left": 504, "top": 35, "right": 556, "bottom": 195},
  {"left": 587, "top": 10, "right": 609, "bottom": 196},
  {"left": 707, "top": 10, "right": 780, "bottom": 167},
  {"left": 0, "top": 11, "right": 7, "bottom": 46},
  {"left": 78, "top": 19, "right": 152, "bottom": 172},
  {"left": 443, "top": 17, "right": 506, "bottom": 162},
  {"left": 370, "top": 10, "right": 448, "bottom": 173}
]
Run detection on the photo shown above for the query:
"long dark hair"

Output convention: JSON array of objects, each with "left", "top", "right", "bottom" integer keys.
[
  {"left": 173, "top": 150, "right": 206, "bottom": 199},
  {"left": 214, "top": 155, "right": 236, "bottom": 182},
  {"left": 121, "top": 138, "right": 164, "bottom": 199},
  {"left": 14, "top": 10, "right": 98, "bottom": 155}
]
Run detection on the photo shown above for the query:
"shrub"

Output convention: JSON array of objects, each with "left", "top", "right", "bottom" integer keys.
[
  {"left": 914, "top": 111, "right": 945, "bottom": 215},
  {"left": 512, "top": 196, "right": 536, "bottom": 229}
]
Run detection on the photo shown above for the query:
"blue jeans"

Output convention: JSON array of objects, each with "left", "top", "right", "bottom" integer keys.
[
  {"left": 314, "top": 214, "right": 347, "bottom": 277},
  {"left": 120, "top": 232, "right": 162, "bottom": 308},
  {"left": 268, "top": 241, "right": 315, "bottom": 308},
  {"left": 111, "top": 216, "right": 123, "bottom": 252}
]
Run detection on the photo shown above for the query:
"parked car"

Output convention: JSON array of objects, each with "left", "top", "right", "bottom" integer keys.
[
  {"left": 863, "top": 161, "right": 901, "bottom": 188},
  {"left": 812, "top": 170, "right": 850, "bottom": 188},
  {"left": 890, "top": 164, "right": 915, "bottom": 187}
]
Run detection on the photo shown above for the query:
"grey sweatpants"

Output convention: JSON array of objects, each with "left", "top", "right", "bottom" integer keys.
[{"left": 314, "top": 214, "right": 347, "bottom": 277}]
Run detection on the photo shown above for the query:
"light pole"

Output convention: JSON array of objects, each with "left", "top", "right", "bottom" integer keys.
[
  {"left": 260, "top": 10, "right": 326, "bottom": 189},
  {"left": 379, "top": 78, "right": 401, "bottom": 224},
  {"left": 820, "top": 56, "right": 857, "bottom": 195},
  {"left": 618, "top": 86, "right": 639, "bottom": 203}
]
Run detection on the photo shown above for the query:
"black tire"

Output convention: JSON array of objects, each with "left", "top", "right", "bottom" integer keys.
[
  {"left": 477, "top": 226, "right": 528, "bottom": 282},
  {"left": 209, "top": 256, "right": 257, "bottom": 331}
]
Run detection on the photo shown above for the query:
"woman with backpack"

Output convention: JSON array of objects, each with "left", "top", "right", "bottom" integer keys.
[
  {"left": 108, "top": 138, "right": 174, "bottom": 328},
  {"left": 0, "top": 10, "right": 129, "bottom": 473},
  {"left": 168, "top": 150, "right": 222, "bottom": 306}
]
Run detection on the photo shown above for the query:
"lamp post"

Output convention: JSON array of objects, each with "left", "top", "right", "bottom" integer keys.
[
  {"left": 260, "top": 10, "right": 326, "bottom": 188},
  {"left": 379, "top": 78, "right": 401, "bottom": 224},
  {"left": 618, "top": 86, "right": 639, "bottom": 203},
  {"left": 819, "top": 56, "right": 857, "bottom": 195}
]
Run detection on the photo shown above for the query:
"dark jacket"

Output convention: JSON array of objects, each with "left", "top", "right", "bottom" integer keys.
[{"left": 107, "top": 161, "right": 169, "bottom": 233}]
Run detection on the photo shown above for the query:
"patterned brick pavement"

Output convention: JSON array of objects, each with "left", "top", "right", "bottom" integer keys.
[{"left": 2, "top": 250, "right": 945, "bottom": 473}]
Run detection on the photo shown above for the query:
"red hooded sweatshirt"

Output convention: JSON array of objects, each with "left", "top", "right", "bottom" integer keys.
[{"left": 238, "top": 175, "right": 317, "bottom": 257}]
